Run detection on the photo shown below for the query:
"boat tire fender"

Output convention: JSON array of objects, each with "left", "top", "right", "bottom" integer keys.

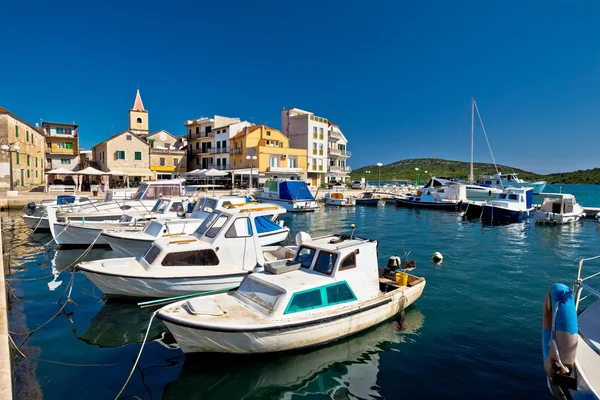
[{"left": 542, "top": 283, "right": 578, "bottom": 382}]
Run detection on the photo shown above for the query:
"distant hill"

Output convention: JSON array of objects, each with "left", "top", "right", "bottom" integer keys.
[
  {"left": 350, "top": 158, "right": 543, "bottom": 182},
  {"left": 350, "top": 158, "right": 600, "bottom": 184}
]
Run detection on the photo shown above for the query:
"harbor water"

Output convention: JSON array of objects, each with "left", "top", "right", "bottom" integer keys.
[{"left": 5, "top": 184, "right": 600, "bottom": 399}]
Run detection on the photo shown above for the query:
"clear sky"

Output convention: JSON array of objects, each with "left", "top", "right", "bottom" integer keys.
[{"left": 1, "top": 1, "right": 599, "bottom": 174}]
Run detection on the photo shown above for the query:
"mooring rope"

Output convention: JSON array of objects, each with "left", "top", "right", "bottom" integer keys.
[
  {"left": 27, "top": 209, "right": 48, "bottom": 237},
  {"left": 40, "top": 222, "right": 69, "bottom": 249},
  {"left": 113, "top": 311, "right": 157, "bottom": 400},
  {"left": 8, "top": 334, "right": 115, "bottom": 367}
]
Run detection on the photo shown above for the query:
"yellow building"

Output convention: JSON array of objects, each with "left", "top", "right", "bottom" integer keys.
[
  {"left": 42, "top": 122, "right": 79, "bottom": 170},
  {"left": 0, "top": 107, "right": 46, "bottom": 189},
  {"left": 230, "top": 125, "right": 307, "bottom": 183}
]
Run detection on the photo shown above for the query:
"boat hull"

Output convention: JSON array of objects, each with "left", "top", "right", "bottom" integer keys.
[
  {"left": 323, "top": 198, "right": 355, "bottom": 207},
  {"left": 481, "top": 206, "right": 531, "bottom": 223},
  {"left": 23, "top": 215, "right": 50, "bottom": 231},
  {"left": 534, "top": 210, "right": 584, "bottom": 224},
  {"left": 355, "top": 198, "right": 380, "bottom": 206},
  {"left": 159, "top": 283, "right": 425, "bottom": 354},
  {"left": 257, "top": 198, "right": 318, "bottom": 212},
  {"left": 79, "top": 269, "right": 249, "bottom": 298},
  {"left": 396, "top": 199, "right": 459, "bottom": 210},
  {"left": 51, "top": 223, "right": 111, "bottom": 247}
]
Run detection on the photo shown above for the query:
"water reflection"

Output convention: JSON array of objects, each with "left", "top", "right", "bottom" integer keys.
[{"left": 162, "top": 307, "right": 424, "bottom": 400}]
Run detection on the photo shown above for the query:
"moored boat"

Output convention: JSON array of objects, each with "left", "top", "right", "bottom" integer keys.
[
  {"left": 479, "top": 172, "right": 546, "bottom": 195},
  {"left": 534, "top": 193, "right": 585, "bottom": 224},
  {"left": 257, "top": 179, "right": 319, "bottom": 212},
  {"left": 542, "top": 256, "right": 600, "bottom": 400},
  {"left": 156, "top": 232, "right": 426, "bottom": 354},
  {"left": 462, "top": 187, "right": 534, "bottom": 224},
  {"left": 323, "top": 191, "right": 355, "bottom": 207},
  {"left": 355, "top": 192, "right": 381, "bottom": 206},
  {"left": 395, "top": 185, "right": 465, "bottom": 210},
  {"left": 77, "top": 204, "right": 292, "bottom": 298}
]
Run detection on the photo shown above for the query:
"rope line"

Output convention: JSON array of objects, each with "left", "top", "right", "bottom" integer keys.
[
  {"left": 113, "top": 311, "right": 157, "bottom": 400},
  {"left": 8, "top": 335, "right": 115, "bottom": 367}
]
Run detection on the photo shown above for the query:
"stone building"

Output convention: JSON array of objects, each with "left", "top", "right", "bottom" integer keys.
[
  {"left": 92, "top": 131, "right": 153, "bottom": 183},
  {"left": 146, "top": 130, "right": 187, "bottom": 179},
  {"left": 0, "top": 107, "right": 46, "bottom": 189}
]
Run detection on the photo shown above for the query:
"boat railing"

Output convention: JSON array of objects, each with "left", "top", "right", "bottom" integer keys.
[{"left": 574, "top": 255, "right": 600, "bottom": 310}]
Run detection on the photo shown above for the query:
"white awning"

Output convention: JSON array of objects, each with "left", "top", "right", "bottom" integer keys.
[
  {"left": 111, "top": 168, "right": 155, "bottom": 177},
  {"left": 203, "top": 168, "right": 228, "bottom": 177},
  {"left": 76, "top": 167, "right": 108, "bottom": 175},
  {"left": 45, "top": 167, "right": 75, "bottom": 175}
]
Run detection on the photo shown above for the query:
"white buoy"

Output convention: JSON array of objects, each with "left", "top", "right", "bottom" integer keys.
[{"left": 432, "top": 252, "right": 443, "bottom": 263}]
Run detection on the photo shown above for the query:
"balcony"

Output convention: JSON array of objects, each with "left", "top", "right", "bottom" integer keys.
[
  {"left": 47, "top": 148, "right": 77, "bottom": 155},
  {"left": 329, "top": 148, "right": 351, "bottom": 158},
  {"left": 214, "top": 164, "right": 230, "bottom": 170},
  {"left": 329, "top": 165, "right": 352, "bottom": 174},
  {"left": 230, "top": 148, "right": 243, "bottom": 155},
  {"left": 191, "top": 148, "right": 211, "bottom": 155},
  {"left": 211, "top": 147, "right": 230, "bottom": 154},
  {"left": 266, "top": 166, "right": 303, "bottom": 173},
  {"left": 189, "top": 131, "right": 215, "bottom": 140},
  {"left": 329, "top": 130, "right": 342, "bottom": 140},
  {"left": 150, "top": 147, "right": 185, "bottom": 155}
]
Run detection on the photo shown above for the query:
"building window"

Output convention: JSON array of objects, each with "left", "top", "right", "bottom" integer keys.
[
  {"left": 196, "top": 127, "right": 199, "bottom": 134},
  {"left": 313, "top": 127, "right": 317, "bottom": 133},
  {"left": 173, "top": 158, "right": 178, "bottom": 166},
  {"left": 266, "top": 131, "right": 271, "bottom": 136},
  {"left": 36, "top": 170, "right": 38, "bottom": 178},
  {"left": 26, "top": 131, "right": 29, "bottom": 141},
  {"left": 160, "top": 157, "right": 166, "bottom": 166},
  {"left": 15, "top": 125, "right": 18, "bottom": 137},
  {"left": 61, "top": 159, "right": 71, "bottom": 164},
  {"left": 57, "top": 142, "right": 65, "bottom": 149},
  {"left": 126, "top": 135, "right": 132, "bottom": 141},
  {"left": 136, "top": 118, "right": 142, "bottom": 124},
  {"left": 16, "top": 153, "right": 19, "bottom": 164},
  {"left": 320, "top": 128, "right": 324, "bottom": 134},
  {"left": 196, "top": 157, "right": 200, "bottom": 165},
  {"left": 115, "top": 150, "right": 126, "bottom": 160},
  {"left": 35, "top": 158, "right": 38, "bottom": 168},
  {"left": 65, "top": 143, "right": 73, "bottom": 150},
  {"left": 27, "top": 170, "right": 30, "bottom": 178},
  {"left": 27, "top": 155, "right": 30, "bottom": 166},
  {"left": 134, "top": 152, "right": 142, "bottom": 161}
]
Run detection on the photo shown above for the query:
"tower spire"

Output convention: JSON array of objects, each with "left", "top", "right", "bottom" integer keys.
[{"left": 132, "top": 89, "right": 145, "bottom": 111}]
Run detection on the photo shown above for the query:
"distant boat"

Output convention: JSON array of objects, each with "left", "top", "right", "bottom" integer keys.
[
  {"left": 395, "top": 185, "right": 465, "bottom": 210},
  {"left": 323, "top": 191, "right": 355, "bottom": 207},
  {"left": 257, "top": 179, "right": 319, "bottom": 212},
  {"left": 534, "top": 193, "right": 585, "bottom": 224},
  {"left": 423, "top": 177, "right": 502, "bottom": 201},
  {"left": 355, "top": 192, "right": 381, "bottom": 206},
  {"left": 462, "top": 187, "right": 534, "bottom": 224},
  {"left": 479, "top": 173, "right": 546, "bottom": 195}
]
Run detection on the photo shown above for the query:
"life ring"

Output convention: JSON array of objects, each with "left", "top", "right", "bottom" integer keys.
[{"left": 542, "top": 283, "right": 578, "bottom": 381}]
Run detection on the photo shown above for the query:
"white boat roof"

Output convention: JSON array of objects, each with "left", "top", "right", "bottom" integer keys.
[
  {"left": 252, "top": 267, "right": 334, "bottom": 294},
  {"left": 538, "top": 193, "right": 575, "bottom": 200},
  {"left": 216, "top": 203, "right": 287, "bottom": 216},
  {"left": 143, "top": 179, "right": 186, "bottom": 185}
]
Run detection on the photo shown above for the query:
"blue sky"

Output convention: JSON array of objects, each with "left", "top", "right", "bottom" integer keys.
[{"left": 1, "top": 1, "right": 599, "bottom": 174}]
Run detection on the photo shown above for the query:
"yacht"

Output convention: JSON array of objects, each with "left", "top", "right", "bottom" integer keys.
[
  {"left": 479, "top": 173, "right": 546, "bottom": 195},
  {"left": 77, "top": 204, "right": 293, "bottom": 298},
  {"left": 542, "top": 256, "right": 600, "bottom": 400},
  {"left": 534, "top": 193, "right": 585, "bottom": 224},
  {"left": 257, "top": 179, "right": 319, "bottom": 212},
  {"left": 156, "top": 231, "right": 426, "bottom": 354}
]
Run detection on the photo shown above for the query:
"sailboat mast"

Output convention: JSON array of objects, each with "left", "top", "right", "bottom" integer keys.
[{"left": 469, "top": 97, "right": 474, "bottom": 183}]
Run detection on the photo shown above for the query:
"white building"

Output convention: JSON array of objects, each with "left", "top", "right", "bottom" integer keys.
[
  {"left": 185, "top": 115, "right": 252, "bottom": 170},
  {"left": 281, "top": 107, "right": 350, "bottom": 186}
]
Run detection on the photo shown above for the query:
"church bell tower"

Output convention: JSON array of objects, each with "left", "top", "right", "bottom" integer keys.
[{"left": 128, "top": 89, "right": 149, "bottom": 135}]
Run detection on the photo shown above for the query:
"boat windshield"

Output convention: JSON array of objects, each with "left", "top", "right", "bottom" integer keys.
[
  {"left": 151, "top": 199, "right": 170, "bottom": 213},
  {"left": 235, "top": 277, "right": 284, "bottom": 312},
  {"left": 134, "top": 184, "right": 181, "bottom": 200},
  {"left": 143, "top": 245, "right": 161, "bottom": 264},
  {"left": 132, "top": 186, "right": 147, "bottom": 200},
  {"left": 193, "top": 212, "right": 229, "bottom": 238}
]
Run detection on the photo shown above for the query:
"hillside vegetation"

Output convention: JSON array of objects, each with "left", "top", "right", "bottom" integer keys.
[{"left": 350, "top": 158, "right": 599, "bottom": 184}]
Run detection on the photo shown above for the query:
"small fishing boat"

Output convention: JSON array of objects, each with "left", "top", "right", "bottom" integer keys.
[
  {"left": 462, "top": 187, "right": 533, "bottom": 224},
  {"left": 256, "top": 179, "right": 319, "bottom": 212},
  {"left": 479, "top": 172, "right": 546, "bottom": 195},
  {"left": 395, "top": 185, "right": 465, "bottom": 210},
  {"left": 355, "top": 192, "right": 381, "bottom": 206},
  {"left": 542, "top": 256, "right": 600, "bottom": 400},
  {"left": 47, "top": 197, "right": 190, "bottom": 248},
  {"left": 102, "top": 203, "right": 289, "bottom": 258},
  {"left": 534, "top": 193, "right": 585, "bottom": 224},
  {"left": 156, "top": 231, "right": 426, "bottom": 354},
  {"left": 322, "top": 191, "right": 355, "bottom": 207},
  {"left": 22, "top": 194, "right": 96, "bottom": 231},
  {"left": 424, "top": 177, "right": 502, "bottom": 201},
  {"left": 77, "top": 204, "right": 292, "bottom": 298}
]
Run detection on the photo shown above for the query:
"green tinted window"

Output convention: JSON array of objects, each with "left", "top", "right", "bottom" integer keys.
[
  {"left": 326, "top": 282, "right": 356, "bottom": 305},
  {"left": 285, "top": 289, "right": 323, "bottom": 314}
]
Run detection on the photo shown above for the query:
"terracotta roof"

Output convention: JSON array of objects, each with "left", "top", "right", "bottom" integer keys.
[
  {"left": 92, "top": 130, "right": 150, "bottom": 149},
  {"left": 132, "top": 89, "right": 145, "bottom": 111},
  {"left": 0, "top": 107, "right": 10, "bottom": 114}
]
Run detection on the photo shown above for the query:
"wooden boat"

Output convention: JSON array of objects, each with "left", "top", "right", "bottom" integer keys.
[{"left": 156, "top": 232, "right": 426, "bottom": 354}]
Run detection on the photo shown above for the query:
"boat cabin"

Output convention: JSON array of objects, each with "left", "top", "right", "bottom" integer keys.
[
  {"left": 232, "top": 234, "right": 381, "bottom": 318},
  {"left": 188, "top": 195, "right": 249, "bottom": 219},
  {"left": 490, "top": 187, "right": 533, "bottom": 209},
  {"left": 131, "top": 179, "right": 186, "bottom": 201},
  {"left": 260, "top": 179, "right": 315, "bottom": 201},
  {"left": 140, "top": 204, "right": 287, "bottom": 272},
  {"left": 537, "top": 193, "right": 578, "bottom": 215},
  {"left": 480, "top": 173, "right": 521, "bottom": 187}
]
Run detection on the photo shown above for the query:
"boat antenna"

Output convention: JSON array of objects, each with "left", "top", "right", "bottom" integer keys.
[
  {"left": 470, "top": 98, "right": 474, "bottom": 183},
  {"left": 472, "top": 99, "right": 503, "bottom": 187}
]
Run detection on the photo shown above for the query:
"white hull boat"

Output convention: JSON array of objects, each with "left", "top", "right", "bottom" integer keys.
[
  {"left": 534, "top": 193, "right": 585, "bottom": 224},
  {"left": 480, "top": 173, "right": 546, "bottom": 195},
  {"left": 323, "top": 192, "right": 355, "bottom": 207},
  {"left": 157, "top": 232, "right": 426, "bottom": 354},
  {"left": 77, "top": 204, "right": 293, "bottom": 298},
  {"left": 257, "top": 179, "right": 319, "bottom": 212},
  {"left": 23, "top": 215, "right": 51, "bottom": 230}
]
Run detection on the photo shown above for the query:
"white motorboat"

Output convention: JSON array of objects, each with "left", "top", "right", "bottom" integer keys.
[
  {"left": 47, "top": 197, "right": 189, "bottom": 247},
  {"left": 77, "top": 204, "right": 293, "bottom": 298},
  {"left": 156, "top": 232, "right": 426, "bottom": 354},
  {"left": 534, "top": 193, "right": 585, "bottom": 224},
  {"left": 396, "top": 185, "right": 466, "bottom": 210},
  {"left": 51, "top": 179, "right": 186, "bottom": 223},
  {"left": 322, "top": 191, "right": 355, "bottom": 207},
  {"left": 101, "top": 202, "right": 289, "bottom": 258},
  {"left": 480, "top": 172, "right": 546, "bottom": 195},
  {"left": 543, "top": 256, "right": 600, "bottom": 400},
  {"left": 22, "top": 194, "right": 96, "bottom": 231},
  {"left": 424, "top": 177, "right": 502, "bottom": 201},
  {"left": 462, "top": 187, "right": 534, "bottom": 224},
  {"left": 257, "top": 179, "right": 319, "bottom": 212}
]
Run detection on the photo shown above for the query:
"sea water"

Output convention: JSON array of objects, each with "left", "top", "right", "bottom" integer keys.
[{"left": 5, "top": 184, "right": 600, "bottom": 399}]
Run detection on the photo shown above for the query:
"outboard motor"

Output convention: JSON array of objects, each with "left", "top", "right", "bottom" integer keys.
[
  {"left": 386, "top": 255, "right": 402, "bottom": 271},
  {"left": 27, "top": 202, "right": 36, "bottom": 210}
]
